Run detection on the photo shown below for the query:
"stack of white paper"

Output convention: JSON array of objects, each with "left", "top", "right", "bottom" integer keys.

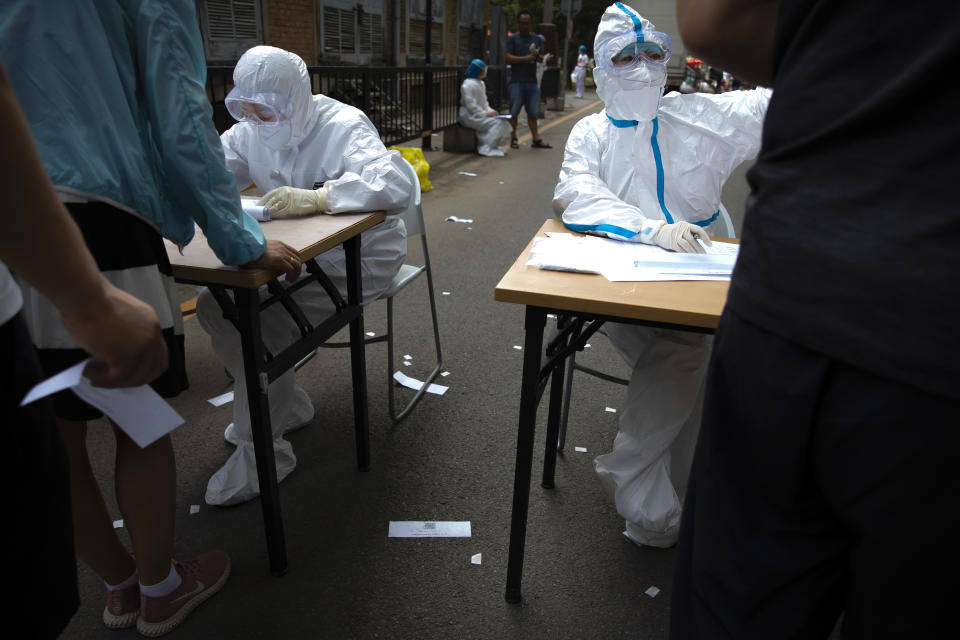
[{"left": 526, "top": 232, "right": 738, "bottom": 282}]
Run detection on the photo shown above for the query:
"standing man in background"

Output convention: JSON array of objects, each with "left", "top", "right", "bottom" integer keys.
[
  {"left": 671, "top": 1, "right": 960, "bottom": 638},
  {"left": 573, "top": 44, "right": 590, "bottom": 98},
  {"left": 505, "top": 10, "right": 552, "bottom": 149}
]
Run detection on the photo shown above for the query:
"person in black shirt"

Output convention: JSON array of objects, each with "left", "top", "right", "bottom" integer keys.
[
  {"left": 670, "top": 1, "right": 960, "bottom": 638},
  {"left": 505, "top": 10, "right": 551, "bottom": 149}
]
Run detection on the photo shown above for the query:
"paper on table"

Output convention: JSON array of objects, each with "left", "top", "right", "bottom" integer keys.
[
  {"left": 388, "top": 521, "right": 472, "bottom": 537},
  {"left": 20, "top": 358, "right": 184, "bottom": 448},
  {"left": 393, "top": 371, "right": 448, "bottom": 395},
  {"left": 526, "top": 234, "right": 738, "bottom": 282},
  {"left": 240, "top": 196, "right": 270, "bottom": 221}
]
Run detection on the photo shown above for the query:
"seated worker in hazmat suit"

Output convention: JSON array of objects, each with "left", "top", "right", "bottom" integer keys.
[
  {"left": 458, "top": 59, "right": 510, "bottom": 157},
  {"left": 553, "top": 3, "right": 770, "bottom": 548},
  {"left": 197, "top": 46, "right": 412, "bottom": 506}
]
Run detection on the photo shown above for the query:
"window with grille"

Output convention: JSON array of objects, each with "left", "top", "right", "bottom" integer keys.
[
  {"left": 358, "top": 12, "right": 383, "bottom": 55},
  {"left": 409, "top": 19, "right": 443, "bottom": 57},
  {"left": 458, "top": 26, "right": 483, "bottom": 62},
  {"left": 323, "top": 6, "right": 356, "bottom": 56},
  {"left": 198, "top": 0, "right": 262, "bottom": 63}
]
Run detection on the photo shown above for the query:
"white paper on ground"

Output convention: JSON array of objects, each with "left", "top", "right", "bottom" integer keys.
[
  {"left": 113, "top": 519, "right": 124, "bottom": 529},
  {"left": 207, "top": 390, "right": 234, "bottom": 407},
  {"left": 575, "top": 446, "right": 587, "bottom": 452},
  {"left": 645, "top": 586, "right": 661, "bottom": 598},
  {"left": 605, "top": 407, "right": 617, "bottom": 413},
  {"left": 513, "top": 345, "right": 522, "bottom": 350},
  {"left": 442, "top": 291, "right": 451, "bottom": 295},
  {"left": 471, "top": 553, "right": 482, "bottom": 565},
  {"left": 458, "top": 171, "right": 477, "bottom": 177},
  {"left": 441, "top": 371, "right": 451, "bottom": 377},
  {"left": 20, "top": 358, "right": 185, "bottom": 448},
  {"left": 366, "top": 331, "right": 376, "bottom": 337},
  {"left": 445, "top": 216, "right": 474, "bottom": 224},
  {"left": 403, "top": 354, "right": 413, "bottom": 360},
  {"left": 393, "top": 371, "right": 448, "bottom": 395},
  {"left": 189, "top": 505, "right": 200, "bottom": 515},
  {"left": 240, "top": 197, "right": 270, "bottom": 221},
  {"left": 388, "top": 521, "right": 472, "bottom": 537}
]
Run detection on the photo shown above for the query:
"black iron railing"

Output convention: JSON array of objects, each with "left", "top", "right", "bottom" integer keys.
[{"left": 206, "top": 65, "right": 509, "bottom": 148}]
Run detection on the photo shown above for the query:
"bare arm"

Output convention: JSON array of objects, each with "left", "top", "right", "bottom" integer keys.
[
  {"left": 0, "top": 62, "right": 167, "bottom": 387},
  {"left": 677, "top": 0, "right": 778, "bottom": 86}
]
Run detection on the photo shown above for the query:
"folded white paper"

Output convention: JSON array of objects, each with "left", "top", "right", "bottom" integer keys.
[
  {"left": 207, "top": 390, "right": 233, "bottom": 407},
  {"left": 393, "top": 371, "right": 448, "bottom": 395},
  {"left": 20, "top": 358, "right": 184, "bottom": 448},
  {"left": 388, "top": 521, "right": 472, "bottom": 537}
]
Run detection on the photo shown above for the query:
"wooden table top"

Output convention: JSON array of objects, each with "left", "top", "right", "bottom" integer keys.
[
  {"left": 494, "top": 219, "right": 735, "bottom": 330},
  {"left": 165, "top": 211, "right": 386, "bottom": 288}
]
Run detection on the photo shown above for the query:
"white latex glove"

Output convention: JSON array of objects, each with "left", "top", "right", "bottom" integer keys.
[
  {"left": 257, "top": 186, "right": 328, "bottom": 218},
  {"left": 651, "top": 221, "right": 712, "bottom": 254}
]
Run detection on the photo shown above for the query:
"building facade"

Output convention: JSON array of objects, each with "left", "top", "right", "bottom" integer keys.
[{"left": 196, "top": 0, "right": 489, "bottom": 67}]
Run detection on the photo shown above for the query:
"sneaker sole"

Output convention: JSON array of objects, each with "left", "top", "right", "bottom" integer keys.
[
  {"left": 135, "top": 558, "right": 231, "bottom": 638},
  {"left": 103, "top": 608, "right": 138, "bottom": 629}
]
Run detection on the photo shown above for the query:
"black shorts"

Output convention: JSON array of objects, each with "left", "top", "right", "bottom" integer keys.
[{"left": 20, "top": 201, "right": 188, "bottom": 421}]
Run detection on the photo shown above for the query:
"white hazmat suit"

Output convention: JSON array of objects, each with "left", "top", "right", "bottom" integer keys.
[
  {"left": 573, "top": 50, "right": 589, "bottom": 98},
  {"left": 553, "top": 4, "right": 770, "bottom": 547},
  {"left": 459, "top": 65, "right": 510, "bottom": 157},
  {"left": 197, "top": 46, "right": 411, "bottom": 506}
]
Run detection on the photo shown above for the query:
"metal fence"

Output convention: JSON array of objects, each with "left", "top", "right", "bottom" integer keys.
[{"left": 206, "top": 65, "right": 510, "bottom": 149}]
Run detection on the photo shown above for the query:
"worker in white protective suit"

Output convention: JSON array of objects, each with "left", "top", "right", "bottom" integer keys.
[
  {"left": 553, "top": 3, "right": 770, "bottom": 548},
  {"left": 197, "top": 46, "right": 411, "bottom": 506},
  {"left": 573, "top": 45, "right": 590, "bottom": 98},
  {"left": 458, "top": 59, "right": 510, "bottom": 157}
]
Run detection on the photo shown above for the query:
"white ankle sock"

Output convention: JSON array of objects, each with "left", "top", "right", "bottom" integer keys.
[
  {"left": 105, "top": 568, "right": 138, "bottom": 591},
  {"left": 139, "top": 563, "right": 182, "bottom": 598}
]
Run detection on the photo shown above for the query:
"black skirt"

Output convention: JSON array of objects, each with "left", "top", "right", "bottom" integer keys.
[{"left": 18, "top": 201, "right": 188, "bottom": 421}]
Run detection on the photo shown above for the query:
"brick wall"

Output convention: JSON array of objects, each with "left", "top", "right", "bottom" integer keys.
[{"left": 264, "top": 0, "right": 316, "bottom": 64}]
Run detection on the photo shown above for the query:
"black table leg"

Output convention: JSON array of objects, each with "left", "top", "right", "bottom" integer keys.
[
  {"left": 344, "top": 235, "right": 371, "bottom": 472},
  {"left": 235, "top": 287, "right": 288, "bottom": 575},
  {"left": 505, "top": 305, "right": 547, "bottom": 604},
  {"left": 541, "top": 333, "right": 568, "bottom": 490}
]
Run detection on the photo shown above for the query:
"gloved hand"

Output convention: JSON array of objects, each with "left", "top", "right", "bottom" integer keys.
[
  {"left": 651, "top": 221, "right": 712, "bottom": 254},
  {"left": 257, "top": 185, "right": 328, "bottom": 218}
]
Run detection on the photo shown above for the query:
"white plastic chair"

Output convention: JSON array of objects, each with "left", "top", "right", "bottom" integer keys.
[{"left": 555, "top": 204, "right": 734, "bottom": 450}]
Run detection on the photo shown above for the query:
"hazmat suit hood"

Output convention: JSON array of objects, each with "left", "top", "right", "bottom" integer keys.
[
  {"left": 230, "top": 46, "right": 320, "bottom": 151},
  {"left": 593, "top": 3, "right": 668, "bottom": 123}
]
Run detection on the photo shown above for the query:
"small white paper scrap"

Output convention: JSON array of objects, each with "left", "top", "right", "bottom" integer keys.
[
  {"left": 403, "top": 354, "right": 412, "bottom": 360},
  {"left": 645, "top": 586, "right": 661, "bottom": 598},
  {"left": 189, "top": 505, "right": 200, "bottom": 515},
  {"left": 458, "top": 171, "right": 477, "bottom": 177},
  {"left": 585, "top": 343, "right": 592, "bottom": 348},
  {"left": 445, "top": 216, "right": 474, "bottom": 224},
  {"left": 403, "top": 361, "right": 411, "bottom": 366},
  {"left": 471, "top": 553, "right": 482, "bottom": 565},
  {"left": 207, "top": 391, "right": 233, "bottom": 407},
  {"left": 575, "top": 446, "right": 587, "bottom": 453},
  {"left": 605, "top": 407, "right": 617, "bottom": 413},
  {"left": 442, "top": 291, "right": 451, "bottom": 296},
  {"left": 513, "top": 345, "right": 522, "bottom": 351},
  {"left": 21, "top": 358, "right": 184, "bottom": 448},
  {"left": 441, "top": 371, "right": 451, "bottom": 377},
  {"left": 388, "top": 521, "right": 471, "bottom": 537},
  {"left": 113, "top": 519, "right": 124, "bottom": 529},
  {"left": 366, "top": 331, "right": 376, "bottom": 337},
  {"left": 393, "top": 371, "right": 448, "bottom": 395}
]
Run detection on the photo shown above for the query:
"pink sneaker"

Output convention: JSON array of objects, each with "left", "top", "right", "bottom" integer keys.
[
  {"left": 103, "top": 582, "right": 139, "bottom": 629},
  {"left": 136, "top": 551, "right": 231, "bottom": 637}
]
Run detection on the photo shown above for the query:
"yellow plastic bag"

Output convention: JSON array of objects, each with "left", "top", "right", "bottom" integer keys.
[{"left": 388, "top": 146, "right": 433, "bottom": 192}]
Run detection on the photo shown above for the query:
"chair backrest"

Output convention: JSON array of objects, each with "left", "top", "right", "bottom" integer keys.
[
  {"left": 396, "top": 158, "right": 424, "bottom": 237},
  {"left": 715, "top": 202, "right": 736, "bottom": 239}
]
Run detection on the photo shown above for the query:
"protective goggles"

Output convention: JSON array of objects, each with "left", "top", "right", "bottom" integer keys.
[
  {"left": 599, "top": 30, "right": 672, "bottom": 74},
  {"left": 224, "top": 88, "right": 292, "bottom": 125}
]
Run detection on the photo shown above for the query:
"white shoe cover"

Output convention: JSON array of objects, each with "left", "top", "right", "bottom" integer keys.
[{"left": 205, "top": 436, "right": 297, "bottom": 506}]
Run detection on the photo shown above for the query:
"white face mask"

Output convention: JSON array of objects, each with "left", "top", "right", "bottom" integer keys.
[
  {"left": 596, "top": 63, "right": 666, "bottom": 122},
  {"left": 258, "top": 120, "right": 293, "bottom": 151}
]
